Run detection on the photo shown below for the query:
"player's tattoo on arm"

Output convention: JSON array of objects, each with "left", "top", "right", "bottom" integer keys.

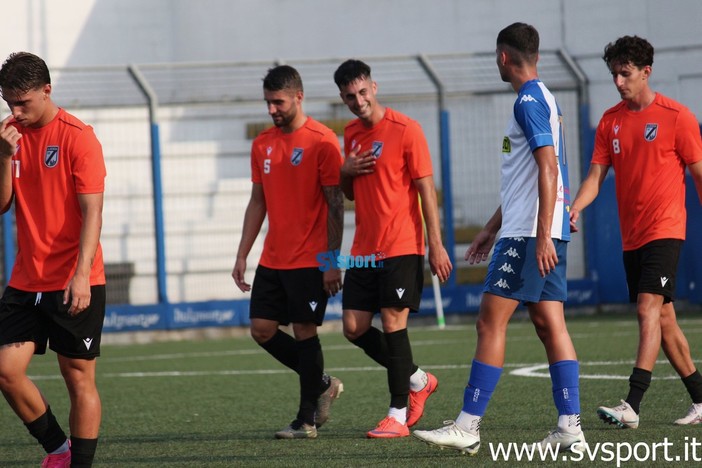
[{"left": 323, "top": 185, "right": 344, "bottom": 251}]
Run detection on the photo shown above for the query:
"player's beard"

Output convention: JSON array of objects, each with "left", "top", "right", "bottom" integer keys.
[{"left": 272, "top": 108, "right": 296, "bottom": 128}]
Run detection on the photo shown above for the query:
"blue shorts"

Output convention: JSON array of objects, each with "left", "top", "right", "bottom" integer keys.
[{"left": 483, "top": 237, "right": 568, "bottom": 303}]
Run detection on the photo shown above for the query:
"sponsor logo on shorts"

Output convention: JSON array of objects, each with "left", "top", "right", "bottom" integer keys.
[
  {"left": 504, "top": 247, "right": 520, "bottom": 258},
  {"left": 498, "top": 263, "right": 515, "bottom": 274},
  {"left": 494, "top": 278, "right": 510, "bottom": 289},
  {"left": 396, "top": 288, "right": 406, "bottom": 299},
  {"left": 661, "top": 277, "right": 669, "bottom": 287},
  {"left": 83, "top": 337, "right": 93, "bottom": 350},
  {"left": 309, "top": 301, "right": 318, "bottom": 311},
  {"left": 316, "top": 249, "right": 383, "bottom": 272}
]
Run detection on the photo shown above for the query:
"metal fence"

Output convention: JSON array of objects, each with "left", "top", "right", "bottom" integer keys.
[{"left": 1, "top": 51, "right": 591, "bottom": 331}]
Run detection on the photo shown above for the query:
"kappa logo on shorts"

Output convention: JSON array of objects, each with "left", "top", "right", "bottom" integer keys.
[
  {"left": 395, "top": 288, "right": 405, "bottom": 299},
  {"left": 498, "top": 263, "right": 515, "bottom": 274},
  {"left": 660, "top": 277, "right": 669, "bottom": 287},
  {"left": 494, "top": 278, "right": 510, "bottom": 289},
  {"left": 504, "top": 247, "right": 520, "bottom": 258},
  {"left": 291, "top": 148, "right": 304, "bottom": 166},
  {"left": 644, "top": 123, "right": 658, "bottom": 142},
  {"left": 83, "top": 337, "right": 93, "bottom": 350},
  {"left": 44, "top": 146, "right": 59, "bottom": 168}
]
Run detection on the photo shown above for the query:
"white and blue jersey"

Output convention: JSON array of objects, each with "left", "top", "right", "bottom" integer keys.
[{"left": 499, "top": 79, "right": 571, "bottom": 241}]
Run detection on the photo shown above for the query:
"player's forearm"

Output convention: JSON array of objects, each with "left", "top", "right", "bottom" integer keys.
[
  {"left": 236, "top": 199, "right": 266, "bottom": 261},
  {"left": 76, "top": 193, "right": 103, "bottom": 277},
  {"left": 483, "top": 206, "right": 503, "bottom": 235},
  {"left": 340, "top": 173, "right": 354, "bottom": 200},
  {"left": 415, "top": 176, "right": 444, "bottom": 249},
  {"left": 0, "top": 157, "right": 15, "bottom": 213},
  {"left": 536, "top": 165, "right": 557, "bottom": 240},
  {"left": 323, "top": 185, "right": 344, "bottom": 251}
]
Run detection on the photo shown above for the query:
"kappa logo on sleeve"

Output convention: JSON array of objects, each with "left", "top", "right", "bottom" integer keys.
[{"left": 44, "top": 146, "right": 59, "bottom": 168}]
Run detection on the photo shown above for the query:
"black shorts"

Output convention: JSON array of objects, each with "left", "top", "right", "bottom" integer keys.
[
  {"left": 0, "top": 285, "right": 106, "bottom": 359},
  {"left": 342, "top": 254, "right": 424, "bottom": 313},
  {"left": 250, "top": 266, "right": 328, "bottom": 326},
  {"left": 623, "top": 238, "right": 683, "bottom": 304}
]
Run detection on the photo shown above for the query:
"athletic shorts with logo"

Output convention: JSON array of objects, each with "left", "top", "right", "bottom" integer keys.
[
  {"left": 623, "top": 238, "right": 682, "bottom": 304},
  {"left": 342, "top": 254, "right": 424, "bottom": 313},
  {"left": 483, "top": 237, "right": 568, "bottom": 303},
  {"left": 250, "top": 266, "right": 328, "bottom": 325},
  {"left": 0, "top": 285, "right": 106, "bottom": 359}
]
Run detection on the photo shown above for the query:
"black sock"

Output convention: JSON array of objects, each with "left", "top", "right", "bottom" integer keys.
[
  {"left": 70, "top": 436, "right": 98, "bottom": 468},
  {"left": 626, "top": 367, "right": 652, "bottom": 414},
  {"left": 24, "top": 406, "right": 67, "bottom": 454},
  {"left": 351, "top": 327, "right": 419, "bottom": 375},
  {"left": 385, "top": 329, "right": 413, "bottom": 410},
  {"left": 682, "top": 370, "right": 702, "bottom": 404},
  {"left": 295, "top": 335, "right": 324, "bottom": 425},
  {"left": 259, "top": 329, "right": 299, "bottom": 372}
]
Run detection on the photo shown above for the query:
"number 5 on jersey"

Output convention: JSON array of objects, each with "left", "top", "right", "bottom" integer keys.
[{"left": 264, "top": 158, "right": 271, "bottom": 174}]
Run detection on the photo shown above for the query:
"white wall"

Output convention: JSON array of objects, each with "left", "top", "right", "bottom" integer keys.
[{"left": 4, "top": 1, "right": 702, "bottom": 122}]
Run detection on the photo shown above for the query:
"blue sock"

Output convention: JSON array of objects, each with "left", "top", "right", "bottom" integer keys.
[
  {"left": 462, "top": 359, "right": 503, "bottom": 416},
  {"left": 549, "top": 360, "right": 580, "bottom": 415}
]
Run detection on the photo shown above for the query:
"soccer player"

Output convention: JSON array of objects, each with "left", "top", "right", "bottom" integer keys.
[
  {"left": 570, "top": 35, "right": 702, "bottom": 428},
  {"left": 413, "top": 22, "right": 584, "bottom": 454},
  {"left": 232, "top": 65, "right": 344, "bottom": 439},
  {"left": 333, "top": 59, "right": 452, "bottom": 438},
  {"left": 0, "top": 52, "right": 107, "bottom": 467}
]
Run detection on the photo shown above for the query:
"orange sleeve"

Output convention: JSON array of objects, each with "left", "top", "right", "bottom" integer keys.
[
  {"left": 72, "top": 126, "right": 106, "bottom": 193},
  {"left": 675, "top": 109, "right": 702, "bottom": 166},
  {"left": 591, "top": 118, "right": 612, "bottom": 166},
  {"left": 404, "top": 121, "right": 433, "bottom": 179},
  {"left": 318, "top": 133, "right": 342, "bottom": 186}
]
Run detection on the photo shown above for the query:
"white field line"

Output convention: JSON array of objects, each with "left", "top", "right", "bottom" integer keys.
[{"left": 26, "top": 322, "right": 702, "bottom": 381}]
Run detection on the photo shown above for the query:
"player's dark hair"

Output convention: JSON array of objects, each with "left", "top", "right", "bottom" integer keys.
[
  {"left": 603, "top": 35, "right": 654, "bottom": 70},
  {"left": 263, "top": 65, "right": 303, "bottom": 93},
  {"left": 496, "top": 22, "right": 539, "bottom": 66},
  {"left": 333, "top": 59, "right": 371, "bottom": 89},
  {"left": 0, "top": 52, "right": 51, "bottom": 95}
]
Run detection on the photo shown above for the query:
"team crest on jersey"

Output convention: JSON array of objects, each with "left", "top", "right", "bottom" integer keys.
[
  {"left": 371, "top": 141, "right": 383, "bottom": 158},
  {"left": 44, "top": 146, "right": 59, "bottom": 168},
  {"left": 502, "top": 136, "right": 511, "bottom": 153},
  {"left": 290, "top": 148, "right": 303, "bottom": 166},
  {"left": 644, "top": 123, "right": 658, "bottom": 142}
]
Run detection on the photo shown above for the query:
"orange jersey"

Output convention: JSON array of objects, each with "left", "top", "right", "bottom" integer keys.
[
  {"left": 10, "top": 108, "right": 106, "bottom": 291},
  {"left": 592, "top": 93, "right": 702, "bottom": 250},
  {"left": 251, "top": 117, "right": 342, "bottom": 269},
  {"left": 343, "top": 108, "right": 433, "bottom": 259}
]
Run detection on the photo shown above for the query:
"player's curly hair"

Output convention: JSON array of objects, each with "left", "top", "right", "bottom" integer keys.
[
  {"left": 496, "top": 22, "right": 539, "bottom": 67},
  {"left": 0, "top": 52, "right": 51, "bottom": 95},
  {"left": 263, "top": 65, "right": 303, "bottom": 93},
  {"left": 333, "top": 59, "right": 371, "bottom": 89},
  {"left": 603, "top": 36, "right": 654, "bottom": 70}
]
